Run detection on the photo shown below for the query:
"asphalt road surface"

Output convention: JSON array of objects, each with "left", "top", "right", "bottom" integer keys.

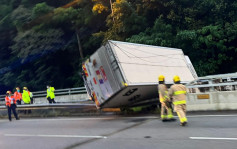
[{"left": 1, "top": 112, "right": 237, "bottom": 149}]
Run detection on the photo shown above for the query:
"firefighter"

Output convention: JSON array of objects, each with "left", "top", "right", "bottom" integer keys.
[
  {"left": 5, "top": 91, "right": 20, "bottom": 121},
  {"left": 169, "top": 75, "right": 188, "bottom": 126},
  {"left": 158, "top": 75, "right": 174, "bottom": 121},
  {"left": 46, "top": 85, "right": 56, "bottom": 104},
  {"left": 14, "top": 87, "right": 22, "bottom": 105}
]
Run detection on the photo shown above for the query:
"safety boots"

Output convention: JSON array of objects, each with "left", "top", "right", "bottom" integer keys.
[{"left": 180, "top": 121, "right": 187, "bottom": 126}]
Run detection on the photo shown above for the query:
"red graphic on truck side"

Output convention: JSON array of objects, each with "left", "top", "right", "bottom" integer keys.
[
  {"left": 96, "top": 70, "right": 104, "bottom": 84},
  {"left": 100, "top": 66, "right": 107, "bottom": 81}
]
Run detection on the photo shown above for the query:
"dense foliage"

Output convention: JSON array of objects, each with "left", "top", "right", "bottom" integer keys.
[{"left": 0, "top": 0, "right": 236, "bottom": 93}]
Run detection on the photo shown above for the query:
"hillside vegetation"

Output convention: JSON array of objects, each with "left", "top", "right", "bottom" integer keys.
[{"left": 0, "top": 0, "right": 236, "bottom": 93}]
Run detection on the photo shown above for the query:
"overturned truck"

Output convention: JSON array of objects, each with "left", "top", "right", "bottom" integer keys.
[{"left": 82, "top": 40, "right": 197, "bottom": 108}]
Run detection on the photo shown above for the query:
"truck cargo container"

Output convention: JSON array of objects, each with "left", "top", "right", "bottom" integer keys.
[{"left": 82, "top": 40, "right": 197, "bottom": 108}]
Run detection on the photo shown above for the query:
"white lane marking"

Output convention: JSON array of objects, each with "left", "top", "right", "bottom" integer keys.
[
  {"left": 4, "top": 134, "right": 107, "bottom": 139},
  {"left": 187, "top": 115, "right": 237, "bottom": 118},
  {"left": 121, "top": 116, "right": 158, "bottom": 119},
  {"left": 115, "top": 115, "right": 237, "bottom": 119},
  {"left": 11, "top": 116, "right": 158, "bottom": 122},
  {"left": 190, "top": 137, "right": 237, "bottom": 140},
  {"left": 20, "top": 117, "right": 116, "bottom": 122}
]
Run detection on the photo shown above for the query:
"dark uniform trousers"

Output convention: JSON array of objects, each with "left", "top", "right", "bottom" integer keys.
[
  {"left": 7, "top": 104, "right": 19, "bottom": 121},
  {"left": 47, "top": 97, "right": 56, "bottom": 104},
  {"left": 17, "top": 100, "right": 21, "bottom": 105}
]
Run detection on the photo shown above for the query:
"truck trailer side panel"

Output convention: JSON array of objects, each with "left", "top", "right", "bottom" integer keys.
[
  {"left": 109, "top": 41, "right": 195, "bottom": 84},
  {"left": 83, "top": 40, "right": 196, "bottom": 108}
]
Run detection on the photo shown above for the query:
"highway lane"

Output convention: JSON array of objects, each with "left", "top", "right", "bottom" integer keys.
[{"left": 1, "top": 113, "right": 237, "bottom": 149}]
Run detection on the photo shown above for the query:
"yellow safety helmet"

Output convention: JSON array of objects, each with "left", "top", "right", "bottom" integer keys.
[
  {"left": 6, "top": 91, "right": 11, "bottom": 94},
  {"left": 23, "top": 87, "right": 27, "bottom": 90},
  {"left": 173, "top": 75, "right": 180, "bottom": 83},
  {"left": 158, "top": 75, "right": 165, "bottom": 81}
]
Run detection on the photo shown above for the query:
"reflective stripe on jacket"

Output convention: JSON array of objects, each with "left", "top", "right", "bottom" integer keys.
[
  {"left": 158, "top": 84, "right": 169, "bottom": 102},
  {"left": 28, "top": 91, "right": 33, "bottom": 98},
  {"left": 5, "top": 96, "right": 16, "bottom": 106},
  {"left": 169, "top": 84, "right": 187, "bottom": 105}
]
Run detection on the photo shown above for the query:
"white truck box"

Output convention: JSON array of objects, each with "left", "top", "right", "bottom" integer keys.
[{"left": 82, "top": 40, "right": 197, "bottom": 108}]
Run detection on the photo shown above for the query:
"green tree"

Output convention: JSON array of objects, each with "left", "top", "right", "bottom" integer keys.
[
  {"left": 10, "top": 5, "right": 32, "bottom": 31},
  {"left": 32, "top": 2, "right": 54, "bottom": 19},
  {"left": 11, "top": 28, "right": 64, "bottom": 60},
  {"left": 127, "top": 19, "right": 175, "bottom": 47},
  {"left": 101, "top": 0, "right": 147, "bottom": 41}
]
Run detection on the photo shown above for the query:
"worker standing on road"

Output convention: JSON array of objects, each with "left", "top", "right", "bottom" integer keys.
[
  {"left": 14, "top": 87, "right": 22, "bottom": 105},
  {"left": 158, "top": 75, "right": 174, "bottom": 121},
  {"left": 22, "top": 87, "right": 32, "bottom": 114},
  {"left": 169, "top": 75, "right": 188, "bottom": 126},
  {"left": 46, "top": 85, "right": 56, "bottom": 104},
  {"left": 28, "top": 90, "right": 34, "bottom": 104},
  {"left": 5, "top": 91, "right": 20, "bottom": 121},
  {"left": 22, "top": 87, "right": 31, "bottom": 104}
]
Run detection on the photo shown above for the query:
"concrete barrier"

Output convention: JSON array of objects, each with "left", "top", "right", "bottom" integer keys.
[
  {"left": 187, "top": 91, "right": 237, "bottom": 111},
  {"left": 34, "top": 94, "right": 90, "bottom": 104}
]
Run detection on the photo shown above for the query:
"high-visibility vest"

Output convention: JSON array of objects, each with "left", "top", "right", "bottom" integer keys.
[
  {"left": 47, "top": 87, "right": 55, "bottom": 99},
  {"left": 50, "top": 87, "right": 55, "bottom": 99},
  {"left": 5, "top": 96, "right": 16, "bottom": 107},
  {"left": 14, "top": 91, "right": 22, "bottom": 101},
  {"left": 28, "top": 91, "right": 33, "bottom": 98},
  {"left": 22, "top": 90, "right": 31, "bottom": 104},
  {"left": 47, "top": 88, "right": 50, "bottom": 98}
]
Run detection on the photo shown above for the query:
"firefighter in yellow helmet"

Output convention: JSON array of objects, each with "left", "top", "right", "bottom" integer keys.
[
  {"left": 169, "top": 75, "right": 188, "bottom": 126},
  {"left": 158, "top": 75, "right": 175, "bottom": 121}
]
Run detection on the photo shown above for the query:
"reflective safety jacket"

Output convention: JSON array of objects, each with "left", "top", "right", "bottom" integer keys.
[
  {"left": 14, "top": 91, "right": 22, "bottom": 101},
  {"left": 22, "top": 90, "right": 31, "bottom": 104},
  {"left": 158, "top": 84, "right": 170, "bottom": 102},
  {"left": 28, "top": 91, "right": 33, "bottom": 98},
  {"left": 5, "top": 95, "right": 16, "bottom": 107},
  {"left": 47, "top": 87, "right": 55, "bottom": 99},
  {"left": 169, "top": 84, "right": 187, "bottom": 105}
]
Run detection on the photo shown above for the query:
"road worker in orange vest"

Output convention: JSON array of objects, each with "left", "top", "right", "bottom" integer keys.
[
  {"left": 158, "top": 75, "right": 175, "bottom": 121},
  {"left": 14, "top": 87, "right": 22, "bottom": 105},
  {"left": 5, "top": 91, "right": 20, "bottom": 121},
  {"left": 169, "top": 75, "right": 188, "bottom": 126}
]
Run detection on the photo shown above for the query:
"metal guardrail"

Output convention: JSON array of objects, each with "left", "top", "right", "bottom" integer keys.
[
  {"left": 0, "top": 103, "right": 96, "bottom": 110},
  {"left": 186, "top": 81, "right": 237, "bottom": 93},
  {"left": 186, "top": 82, "right": 237, "bottom": 88},
  {"left": 0, "top": 87, "right": 87, "bottom": 101}
]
